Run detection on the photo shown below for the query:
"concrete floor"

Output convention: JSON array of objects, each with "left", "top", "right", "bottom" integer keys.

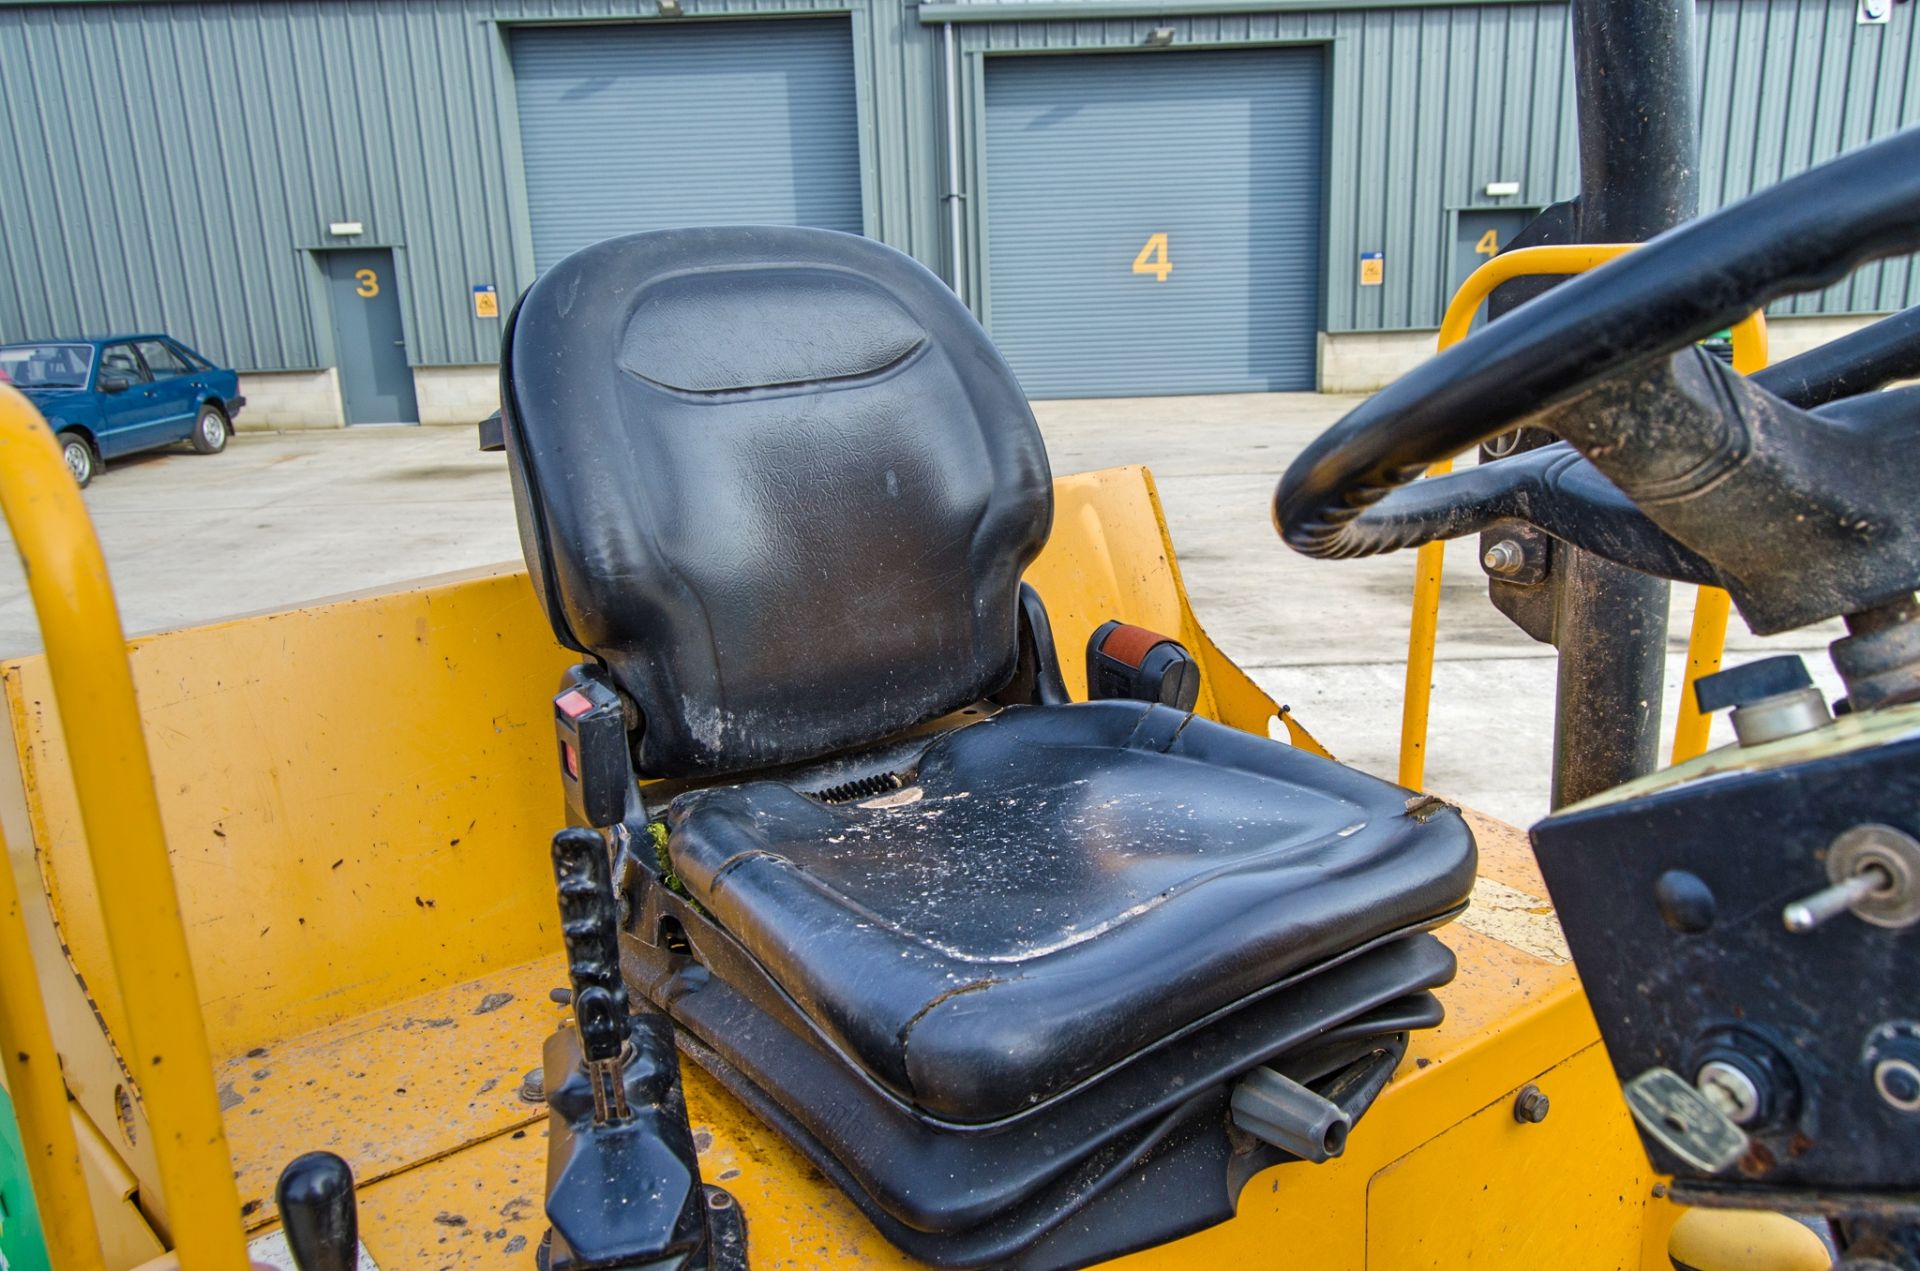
[{"left": 0, "top": 395, "right": 1839, "bottom": 827}]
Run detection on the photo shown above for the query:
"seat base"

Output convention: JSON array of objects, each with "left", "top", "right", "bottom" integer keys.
[
  {"left": 665, "top": 701, "right": 1478, "bottom": 1125},
  {"left": 625, "top": 872, "right": 1458, "bottom": 1268}
]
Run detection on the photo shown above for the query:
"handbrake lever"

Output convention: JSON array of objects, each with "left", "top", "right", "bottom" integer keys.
[{"left": 1327, "top": 440, "right": 1724, "bottom": 587}]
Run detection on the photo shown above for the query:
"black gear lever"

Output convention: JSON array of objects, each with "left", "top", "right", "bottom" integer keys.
[
  {"left": 274, "top": 1151, "right": 359, "bottom": 1271},
  {"left": 538, "top": 828, "right": 745, "bottom": 1269},
  {"left": 552, "top": 827, "right": 632, "bottom": 1123}
]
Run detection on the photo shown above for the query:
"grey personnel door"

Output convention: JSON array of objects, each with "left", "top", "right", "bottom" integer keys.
[
  {"left": 321, "top": 249, "right": 418, "bottom": 425},
  {"left": 983, "top": 48, "right": 1326, "bottom": 398},
  {"left": 1449, "top": 209, "right": 1537, "bottom": 333}
]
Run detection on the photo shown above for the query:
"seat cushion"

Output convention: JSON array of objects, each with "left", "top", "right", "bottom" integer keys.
[{"left": 666, "top": 701, "right": 1476, "bottom": 1123}]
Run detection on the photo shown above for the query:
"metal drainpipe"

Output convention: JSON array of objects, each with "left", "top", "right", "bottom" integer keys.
[
  {"left": 943, "top": 23, "right": 967, "bottom": 302},
  {"left": 1549, "top": 0, "right": 1701, "bottom": 808}
]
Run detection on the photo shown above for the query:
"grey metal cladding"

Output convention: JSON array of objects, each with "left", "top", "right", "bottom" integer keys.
[
  {"left": 511, "top": 18, "right": 862, "bottom": 273},
  {"left": 983, "top": 46, "right": 1325, "bottom": 395},
  {"left": 0, "top": 0, "right": 1914, "bottom": 375}
]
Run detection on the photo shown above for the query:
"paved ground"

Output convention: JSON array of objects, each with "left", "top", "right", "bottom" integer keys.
[{"left": 0, "top": 396, "right": 1839, "bottom": 826}]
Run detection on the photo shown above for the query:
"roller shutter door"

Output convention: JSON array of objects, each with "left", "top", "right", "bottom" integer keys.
[
  {"left": 984, "top": 49, "right": 1325, "bottom": 397},
  {"left": 513, "top": 19, "right": 862, "bottom": 272}
]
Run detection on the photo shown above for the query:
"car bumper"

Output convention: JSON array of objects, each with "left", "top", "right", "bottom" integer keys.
[{"left": 225, "top": 394, "right": 247, "bottom": 417}]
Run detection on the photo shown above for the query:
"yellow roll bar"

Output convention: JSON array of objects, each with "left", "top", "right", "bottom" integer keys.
[
  {"left": 1397, "top": 245, "right": 1767, "bottom": 791},
  {"left": 0, "top": 815, "right": 106, "bottom": 1270},
  {"left": 0, "top": 386, "right": 250, "bottom": 1267}
]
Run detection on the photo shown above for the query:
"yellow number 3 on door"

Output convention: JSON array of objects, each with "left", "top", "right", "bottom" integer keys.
[
  {"left": 355, "top": 268, "right": 380, "bottom": 298},
  {"left": 1132, "top": 232, "right": 1172, "bottom": 282}
]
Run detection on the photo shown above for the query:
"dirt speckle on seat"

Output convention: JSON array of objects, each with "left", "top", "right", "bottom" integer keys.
[{"left": 859, "top": 785, "right": 925, "bottom": 810}]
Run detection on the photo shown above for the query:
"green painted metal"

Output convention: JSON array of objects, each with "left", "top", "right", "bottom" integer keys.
[
  {"left": 0, "top": 0, "right": 1915, "bottom": 379},
  {"left": 0, "top": 1083, "right": 53, "bottom": 1271}
]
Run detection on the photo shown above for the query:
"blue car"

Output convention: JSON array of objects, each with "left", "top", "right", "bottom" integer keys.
[{"left": 0, "top": 334, "right": 245, "bottom": 487}]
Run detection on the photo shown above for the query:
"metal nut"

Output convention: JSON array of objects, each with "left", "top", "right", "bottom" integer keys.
[
  {"left": 1513, "top": 1083, "right": 1550, "bottom": 1124},
  {"left": 519, "top": 1067, "right": 546, "bottom": 1104},
  {"left": 1483, "top": 539, "right": 1526, "bottom": 576},
  {"left": 1874, "top": 1057, "right": 1920, "bottom": 1111}
]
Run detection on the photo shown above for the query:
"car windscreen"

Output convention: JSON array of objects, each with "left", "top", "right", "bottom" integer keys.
[{"left": 0, "top": 343, "right": 95, "bottom": 389}]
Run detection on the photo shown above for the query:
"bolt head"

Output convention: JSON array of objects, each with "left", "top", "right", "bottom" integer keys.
[
  {"left": 518, "top": 1067, "right": 546, "bottom": 1104},
  {"left": 1513, "top": 1083, "right": 1550, "bottom": 1123}
]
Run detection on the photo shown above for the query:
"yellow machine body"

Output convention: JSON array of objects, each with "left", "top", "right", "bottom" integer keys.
[{"left": 0, "top": 375, "right": 1684, "bottom": 1268}]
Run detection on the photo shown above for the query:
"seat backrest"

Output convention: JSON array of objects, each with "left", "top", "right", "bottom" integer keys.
[{"left": 501, "top": 227, "right": 1053, "bottom": 779}]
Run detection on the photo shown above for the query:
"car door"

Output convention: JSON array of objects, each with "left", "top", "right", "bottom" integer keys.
[
  {"left": 134, "top": 339, "right": 201, "bottom": 442},
  {"left": 93, "top": 342, "right": 163, "bottom": 458}
]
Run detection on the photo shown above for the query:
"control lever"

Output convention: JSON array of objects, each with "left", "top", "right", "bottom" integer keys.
[
  {"left": 274, "top": 1151, "right": 359, "bottom": 1271},
  {"left": 1086, "top": 621, "right": 1201, "bottom": 710},
  {"left": 1783, "top": 870, "right": 1889, "bottom": 933},
  {"left": 539, "top": 828, "right": 748, "bottom": 1270},
  {"left": 553, "top": 827, "right": 632, "bottom": 1123},
  {"left": 1782, "top": 823, "right": 1920, "bottom": 934}
]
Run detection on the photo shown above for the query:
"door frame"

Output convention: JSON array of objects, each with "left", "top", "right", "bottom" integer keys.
[{"left": 311, "top": 246, "right": 421, "bottom": 426}]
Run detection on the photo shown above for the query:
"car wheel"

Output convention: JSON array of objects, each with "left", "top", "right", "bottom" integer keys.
[
  {"left": 189, "top": 403, "right": 229, "bottom": 454},
  {"left": 56, "top": 431, "right": 96, "bottom": 488}
]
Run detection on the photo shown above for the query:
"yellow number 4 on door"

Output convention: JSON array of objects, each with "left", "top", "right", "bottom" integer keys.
[{"left": 1132, "top": 232, "right": 1171, "bottom": 282}]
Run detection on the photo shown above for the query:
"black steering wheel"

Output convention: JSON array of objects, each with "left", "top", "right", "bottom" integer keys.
[{"left": 1273, "top": 126, "right": 1920, "bottom": 638}]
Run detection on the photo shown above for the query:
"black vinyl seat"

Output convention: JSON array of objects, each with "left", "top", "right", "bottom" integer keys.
[
  {"left": 500, "top": 225, "right": 1476, "bottom": 1266},
  {"left": 670, "top": 698, "right": 1473, "bottom": 1125}
]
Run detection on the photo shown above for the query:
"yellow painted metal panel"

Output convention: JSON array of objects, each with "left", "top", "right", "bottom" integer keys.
[
  {"left": 1666, "top": 1207, "right": 1833, "bottom": 1271},
  {"left": 5, "top": 566, "right": 578, "bottom": 1064},
  {"left": 217, "top": 955, "right": 567, "bottom": 1227},
  {"left": 72, "top": 1103, "right": 168, "bottom": 1269},
  {"left": 1367, "top": 1044, "right": 1657, "bottom": 1269}
]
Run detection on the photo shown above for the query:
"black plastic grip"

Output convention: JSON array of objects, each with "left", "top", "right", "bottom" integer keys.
[{"left": 552, "top": 827, "right": 630, "bottom": 1064}]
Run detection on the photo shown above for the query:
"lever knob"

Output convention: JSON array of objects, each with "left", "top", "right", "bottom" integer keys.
[
  {"left": 1783, "top": 868, "right": 1888, "bottom": 933},
  {"left": 275, "top": 1151, "right": 358, "bottom": 1271}
]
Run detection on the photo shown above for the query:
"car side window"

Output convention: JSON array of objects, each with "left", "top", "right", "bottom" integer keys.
[
  {"left": 136, "top": 339, "right": 190, "bottom": 379},
  {"left": 167, "top": 339, "right": 212, "bottom": 371},
  {"left": 99, "top": 344, "right": 150, "bottom": 384}
]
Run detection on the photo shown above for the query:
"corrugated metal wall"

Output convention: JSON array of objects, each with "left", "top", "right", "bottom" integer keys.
[
  {"left": 947, "top": 0, "right": 1919, "bottom": 332},
  {"left": 1699, "top": 0, "right": 1920, "bottom": 313},
  {"left": 0, "top": 0, "right": 908, "bottom": 371},
  {"left": 512, "top": 18, "right": 864, "bottom": 269},
  {"left": 0, "top": 0, "right": 1915, "bottom": 372}
]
